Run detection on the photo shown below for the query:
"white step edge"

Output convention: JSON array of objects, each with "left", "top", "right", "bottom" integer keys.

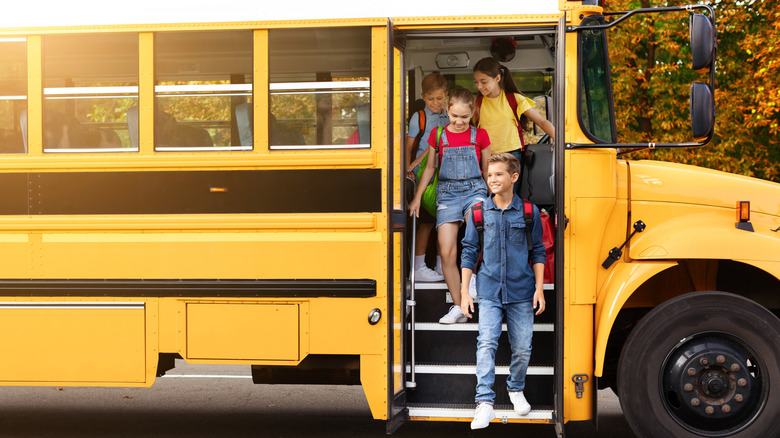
[
  {"left": 406, "top": 364, "right": 554, "bottom": 376},
  {"left": 415, "top": 282, "right": 554, "bottom": 290},
  {"left": 409, "top": 322, "right": 554, "bottom": 332},
  {"left": 408, "top": 406, "right": 554, "bottom": 421}
]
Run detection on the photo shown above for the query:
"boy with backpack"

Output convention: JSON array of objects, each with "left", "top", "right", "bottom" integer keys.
[{"left": 459, "top": 152, "right": 546, "bottom": 429}]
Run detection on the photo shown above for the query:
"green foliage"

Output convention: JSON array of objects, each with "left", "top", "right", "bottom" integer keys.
[{"left": 606, "top": 0, "right": 780, "bottom": 182}]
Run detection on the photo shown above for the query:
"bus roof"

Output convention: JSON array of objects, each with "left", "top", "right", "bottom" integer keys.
[{"left": 2, "top": 0, "right": 563, "bottom": 28}]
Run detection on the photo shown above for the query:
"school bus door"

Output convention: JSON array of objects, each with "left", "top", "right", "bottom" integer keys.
[{"left": 387, "top": 21, "right": 409, "bottom": 433}]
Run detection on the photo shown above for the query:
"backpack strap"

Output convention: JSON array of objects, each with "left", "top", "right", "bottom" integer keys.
[
  {"left": 414, "top": 110, "right": 426, "bottom": 147},
  {"left": 471, "top": 201, "right": 485, "bottom": 272},
  {"left": 505, "top": 92, "right": 526, "bottom": 151},
  {"left": 411, "top": 109, "right": 426, "bottom": 158},
  {"left": 436, "top": 126, "right": 446, "bottom": 167},
  {"left": 521, "top": 197, "right": 533, "bottom": 251}
]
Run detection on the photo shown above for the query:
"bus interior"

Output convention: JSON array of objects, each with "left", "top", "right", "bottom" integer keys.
[{"left": 400, "top": 27, "right": 559, "bottom": 419}]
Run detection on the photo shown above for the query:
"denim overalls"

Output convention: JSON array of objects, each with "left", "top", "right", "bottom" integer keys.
[{"left": 435, "top": 126, "right": 488, "bottom": 228}]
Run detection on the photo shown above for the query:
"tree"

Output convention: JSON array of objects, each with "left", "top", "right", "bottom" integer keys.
[{"left": 606, "top": 0, "right": 780, "bottom": 182}]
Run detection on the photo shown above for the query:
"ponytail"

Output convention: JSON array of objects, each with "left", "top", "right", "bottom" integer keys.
[{"left": 499, "top": 65, "right": 521, "bottom": 96}]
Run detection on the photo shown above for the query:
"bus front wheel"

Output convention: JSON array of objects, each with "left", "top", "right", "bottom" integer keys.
[{"left": 617, "top": 291, "right": 780, "bottom": 438}]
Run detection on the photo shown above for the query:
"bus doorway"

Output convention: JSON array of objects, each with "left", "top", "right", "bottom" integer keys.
[{"left": 398, "top": 26, "right": 560, "bottom": 425}]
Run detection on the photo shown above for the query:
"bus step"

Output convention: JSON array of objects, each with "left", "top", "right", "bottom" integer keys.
[
  {"left": 407, "top": 404, "right": 554, "bottom": 422},
  {"left": 406, "top": 364, "right": 554, "bottom": 376},
  {"left": 409, "top": 322, "right": 554, "bottom": 332}
]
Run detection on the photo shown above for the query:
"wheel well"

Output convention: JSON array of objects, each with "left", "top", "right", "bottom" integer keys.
[{"left": 599, "top": 260, "right": 780, "bottom": 390}]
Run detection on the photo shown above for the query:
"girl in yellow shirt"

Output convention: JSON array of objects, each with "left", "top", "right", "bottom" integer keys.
[{"left": 473, "top": 57, "right": 555, "bottom": 193}]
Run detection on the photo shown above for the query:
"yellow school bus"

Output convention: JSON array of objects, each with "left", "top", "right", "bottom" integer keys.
[{"left": 0, "top": 1, "right": 777, "bottom": 437}]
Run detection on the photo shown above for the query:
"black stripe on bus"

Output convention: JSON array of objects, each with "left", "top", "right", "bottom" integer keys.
[
  {"left": 0, "top": 279, "right": 376, "bottom": 298},
  {"left": 0, "top": 169, "right": 381, "bottom": 215}
]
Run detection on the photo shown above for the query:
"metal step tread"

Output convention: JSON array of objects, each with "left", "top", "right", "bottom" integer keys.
[
  {"left": 407, "top": 363, "right": 554, "bottom": 376},
  {"left": 407, "top": 403, "right": 554, "bottom": 421},
  {"left": 410, "top": 322, "right": 554, "bottom": 332},
  {"left": 415, "top": 282, "right": 555, "bottom": 290}
]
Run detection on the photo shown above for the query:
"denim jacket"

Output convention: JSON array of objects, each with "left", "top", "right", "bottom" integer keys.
[{"left": 461, "top": 194, "right": 546, "bottom": 304}]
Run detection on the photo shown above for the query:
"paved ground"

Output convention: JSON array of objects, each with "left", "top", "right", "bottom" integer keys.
[{"left": 0, "top": 361, "right": 636, "bottom": 437}]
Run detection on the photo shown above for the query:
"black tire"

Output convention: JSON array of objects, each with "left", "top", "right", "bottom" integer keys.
[{"left": 617, "top": 291, "right": 780, "bottom": 438}]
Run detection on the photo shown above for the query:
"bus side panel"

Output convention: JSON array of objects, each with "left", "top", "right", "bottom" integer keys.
[
  {"left": 186, "top": 303, "right": 300, "bottom": 361},
  {"left": 0, "top": 303, "right": 146, "bottom": 384}
]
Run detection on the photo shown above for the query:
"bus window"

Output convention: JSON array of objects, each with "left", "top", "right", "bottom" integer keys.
[
  {"left": 0, "top": 38, "right": 26, "bottom": 154},
  {"left": 578, "top": 18, "right": 617, "bottom": 143},
  {"left": 154, "top": 30, "right": 253, "bottom": 152},
  {"left": 269, "top": 27, "right": 370, "bottom": 150},
  {"left": 42, "top": 34, "right": 138, "bottom": 153}
]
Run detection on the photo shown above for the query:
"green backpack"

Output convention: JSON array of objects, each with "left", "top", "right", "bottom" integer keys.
[{"left": 416, "top": 127, "right": 444, "bottom": 216}]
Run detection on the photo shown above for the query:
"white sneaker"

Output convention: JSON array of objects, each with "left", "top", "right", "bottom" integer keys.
[
  {"left": 468, "top": 274, "right": 477, "bottom": 299},
  {"left": 509, "top": 391, "right": 531, "bottom": 416},
  {"left": 470, "top": 402, "right": 496, "bottom": 430},
  {"left": 414, "top": 265, "right": 444, "bottom": 282},
  {"left": 435, "top": 265, "right": 444, "bottom": 277},
  {"left": 439, "top": 305, "right": 467, "bottom": 324}
]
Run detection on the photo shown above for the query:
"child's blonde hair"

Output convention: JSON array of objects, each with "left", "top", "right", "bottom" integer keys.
[
  {"left": 488, "top": 152, "right": 521, "bottom": 176},
  {"left": 421, "top": 72, "right": 447, "bottom": 94},
  {"left": 447, "top": 86, "right": 476, "bottom": 112}
]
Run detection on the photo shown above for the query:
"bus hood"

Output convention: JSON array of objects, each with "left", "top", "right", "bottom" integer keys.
[{"left": 628, "top": 160, "right": 780, "bottom": 217}]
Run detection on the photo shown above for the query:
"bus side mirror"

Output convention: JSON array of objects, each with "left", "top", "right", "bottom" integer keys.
[
  {"left": 690, "top": 82, "right": 714, "bottom": 141},
  {"left": 691, "top": 13, "right": 715, "bottom": 73}
]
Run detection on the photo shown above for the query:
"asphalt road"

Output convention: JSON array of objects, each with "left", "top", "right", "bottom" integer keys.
[{"left": 0, "top": 361, "right": 636, "bottom": 438}]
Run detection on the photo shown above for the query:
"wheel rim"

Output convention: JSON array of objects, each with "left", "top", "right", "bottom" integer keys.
[{"left": 660, "top": 331, "right": 768, "bottom": 436}]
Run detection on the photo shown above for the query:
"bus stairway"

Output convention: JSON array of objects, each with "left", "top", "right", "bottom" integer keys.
[{"left": 405, "top": 281, "right": 556, "bottom": 423}]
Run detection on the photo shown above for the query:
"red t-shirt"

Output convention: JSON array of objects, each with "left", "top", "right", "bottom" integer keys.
[{"left": 426, "top": 126, "right": 490, "bottom": 166}]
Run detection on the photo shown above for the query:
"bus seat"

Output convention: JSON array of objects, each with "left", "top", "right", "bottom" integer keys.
[
  {"left": 127, "top": 106, "right": 139, "bottom": 149},
  {"left": 269, "top": 113, "right": 305, "bottom": 146},
  {"left": 235, "top": 102, "right": 253, "bottom": 147},
  {"left": 356, "top": 102, "right": 370, "bottom": 145},
  {"left": 519, "top": 95, "right": 555, "bottom": 206},
  {"left": 519, "top": 143, "right": 554, "bottom": 206},
  {"left": 19, "top": 109, "right": 28, "bottom": 153}
]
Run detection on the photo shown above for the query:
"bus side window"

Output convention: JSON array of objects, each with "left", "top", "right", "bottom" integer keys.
[
  {"left": 154, "top": 30, "right": 253, "bottom": 152},
  {"left": 42, "top": 33, "right": 138, "bottom": 152},
  {"left": 0, "top": 39, "right": 27, "bottom": 154},
  {"left": 268, "top": 27, "right": 371, "bottom": 151}
]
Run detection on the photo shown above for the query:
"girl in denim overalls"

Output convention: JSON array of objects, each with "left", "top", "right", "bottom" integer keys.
[{"left": 409, "top": 87, "right": 491, "bottom": 324}]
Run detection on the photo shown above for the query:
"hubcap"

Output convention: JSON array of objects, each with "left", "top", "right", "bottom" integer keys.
[{"left": 661, "top": 332, "right": 766, "bottom": 436}]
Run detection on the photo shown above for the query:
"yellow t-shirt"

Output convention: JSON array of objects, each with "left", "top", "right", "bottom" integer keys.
[{"left": 476, "top": 90, "right": 534, "bottom": 154}]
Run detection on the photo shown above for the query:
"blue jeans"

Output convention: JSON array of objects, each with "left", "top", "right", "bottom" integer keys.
[{"left": 475, "top": 298, "right": 534, "bottom": 403}]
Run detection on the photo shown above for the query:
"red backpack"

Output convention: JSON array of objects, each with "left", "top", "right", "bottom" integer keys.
[{"left": 475, "top": 92, "right": 526, "bottom": 151}]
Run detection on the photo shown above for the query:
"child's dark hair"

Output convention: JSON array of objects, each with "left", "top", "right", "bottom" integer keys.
[
  {"left": 447, "top": 86, "right": 475, "bottom": 112},
  {"left": 421, "top": 72, "right": 447, "bottom": 95},
  {"left": 488, "top": 152, "right": 521, "bottom": 176},
  {"left": 473, "top": 57, "right": 522, "bottom": 96}
]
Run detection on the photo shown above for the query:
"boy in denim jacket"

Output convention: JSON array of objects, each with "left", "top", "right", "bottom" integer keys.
[{"left": 459, "top": 152, "right": 546, "bottom": 430}]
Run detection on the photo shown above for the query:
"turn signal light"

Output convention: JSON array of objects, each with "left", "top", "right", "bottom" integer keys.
[{"left": 736, "top": 201, "right": 754, "bottom": 232}]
